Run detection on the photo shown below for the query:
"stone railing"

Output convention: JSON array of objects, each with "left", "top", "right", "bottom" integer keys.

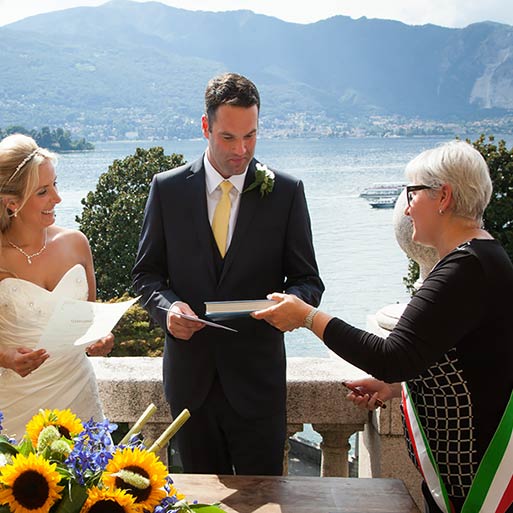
[
  {"left": 91, "top": 355, "right": 421, "bottom": 509},
  {"left": 360, "top": 311, "right": 423, "bottom": 508}
]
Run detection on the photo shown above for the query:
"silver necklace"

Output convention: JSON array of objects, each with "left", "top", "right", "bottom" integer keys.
[{"left": 8, "top": 231, "right": 48, "bottom": 265}]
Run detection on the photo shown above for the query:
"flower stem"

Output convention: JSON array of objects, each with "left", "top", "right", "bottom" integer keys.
[
  {"left": 149, "top": 409, "right": 190, "bottom": 453},
  {"left": 119, "top": 403, "right": 157, "bottom": 445}
]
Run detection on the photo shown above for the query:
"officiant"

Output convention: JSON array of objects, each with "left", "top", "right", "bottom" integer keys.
[
  {"left": 253, "top": 140, "right": 513, "bottom": 513},
  {"left": 132, "top": 72, "right": 324, "bottom": 475}
]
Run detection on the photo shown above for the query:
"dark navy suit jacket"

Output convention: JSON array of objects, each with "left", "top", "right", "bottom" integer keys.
[{"left": 132, "top": 156, "right": 324, "bottom": 419}]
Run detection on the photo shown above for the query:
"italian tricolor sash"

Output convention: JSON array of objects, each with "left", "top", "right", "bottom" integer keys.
[{"left": 401, "top": 383, "right": 513, "bottom": 513}]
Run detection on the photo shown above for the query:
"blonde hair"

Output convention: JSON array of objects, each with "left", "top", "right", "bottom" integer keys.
[
  {"left": 0, "top": 134, "right": 57, "bottom": 234},
  {"left": 405, "top": 140, "right": 492, "bottom": 222}
]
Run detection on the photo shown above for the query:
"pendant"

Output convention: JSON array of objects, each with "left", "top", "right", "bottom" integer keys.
[{"left": 27, "top": 257, "right": 32, "bottom": 264}]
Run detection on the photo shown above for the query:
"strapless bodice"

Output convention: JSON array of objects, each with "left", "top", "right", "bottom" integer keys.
[{"left": 0, "top": 264, "right": 88, "bottom": 348}]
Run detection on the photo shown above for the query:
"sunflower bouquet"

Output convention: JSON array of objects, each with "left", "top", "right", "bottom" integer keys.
[{"left": 0, "top": 409, "right": 225, "bottom": 513}]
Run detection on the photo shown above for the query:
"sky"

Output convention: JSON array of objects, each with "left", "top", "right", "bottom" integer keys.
[{"left": 1, "top": 0, "right": 513, "bottom": 28}]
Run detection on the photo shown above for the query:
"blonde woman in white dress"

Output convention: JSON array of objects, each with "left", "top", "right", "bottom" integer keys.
[{"left": 0, "top": 133, "right": 114, "bottom": 439}]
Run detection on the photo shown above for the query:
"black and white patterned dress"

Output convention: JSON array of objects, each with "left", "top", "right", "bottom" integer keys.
[{"left": 323, "top": 239, "right": 513, "bottom": 512}]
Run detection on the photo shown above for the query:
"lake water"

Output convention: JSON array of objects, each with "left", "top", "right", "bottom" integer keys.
[{"left": 54, "top": 135, "right": 508, "bottom": 358}]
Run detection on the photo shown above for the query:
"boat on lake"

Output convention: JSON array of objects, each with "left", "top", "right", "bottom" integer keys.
[{"left": 359, "top": 182, "right": 406, "bottom": 209}]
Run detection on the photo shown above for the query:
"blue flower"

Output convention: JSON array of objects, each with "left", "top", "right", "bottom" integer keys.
[
  {"left": 0, "top": 408, "right": 224, "bottom": 512},
  {"left": 65, "top": 418, "right": 117, "bottom": 485}
]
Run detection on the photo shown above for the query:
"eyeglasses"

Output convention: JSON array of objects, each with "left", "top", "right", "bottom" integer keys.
[{"left": 406, "top": 185, "right": 432, "bottom": 206}]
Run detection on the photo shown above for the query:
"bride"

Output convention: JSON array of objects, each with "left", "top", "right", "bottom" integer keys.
[{"left": 0, "top": 133, "right": 114, "bottom": 439}]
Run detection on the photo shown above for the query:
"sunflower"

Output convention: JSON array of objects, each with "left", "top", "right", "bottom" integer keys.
[
  {"left": 0, "top": 452, "right": 63, "bottom": 513},
  {"left": 167, "top": 483, "right": 186, "bottom": 502},
  {"left": 102, "top": 447, "right": 168, "bottom": 511},
  {"left": 80, "top": 486, "right": 139, "bottom": 513},
  {"left": 25, "top": 409, "right": 83, "bottom": 447}
]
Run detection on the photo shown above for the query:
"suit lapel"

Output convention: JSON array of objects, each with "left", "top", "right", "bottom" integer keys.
[
  {"left": 186, "top": 158, "right": 218, "bottom": 286},
  {"left": 218, "top": 160, "right": 260, "bottom": 285}
]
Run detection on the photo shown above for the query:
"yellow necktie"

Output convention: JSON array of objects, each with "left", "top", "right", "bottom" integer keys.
[{"left": 212, "top": 180, "right": 233, "bottom": 257}]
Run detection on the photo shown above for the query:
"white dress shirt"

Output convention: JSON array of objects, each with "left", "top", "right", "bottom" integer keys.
[{"left": 204, "top": 154, "right": 248, "bottom": 251}]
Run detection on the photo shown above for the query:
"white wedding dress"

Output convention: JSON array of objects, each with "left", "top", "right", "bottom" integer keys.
[{"left": 0, "top": 264, "right": 103, "bottom": 439}]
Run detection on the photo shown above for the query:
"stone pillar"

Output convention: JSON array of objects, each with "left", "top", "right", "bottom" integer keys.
[
  {"left": 283, "top": 423, "right": 303, "bottom": 475},
  {"left": 358, "top": 399, "right": 423, "bottom": 510},
  {"left": 312, "top": 423, "right": 361, "bottom": 477},
  {"left": 363, "top": 315, "right": 423, "bottom": 510}
]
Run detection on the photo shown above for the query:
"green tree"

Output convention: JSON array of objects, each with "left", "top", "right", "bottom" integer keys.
[
  {"left": 0, "top": 125, "right": 94, "bottom": 151},
  {"left": 473, "top": 135, "right": 513, "bottom": 259},
  {"left": 402, "top": 259, "right": 420, "bottom": 297},
  {"left": 3, "top": 125, "right": 30, "bottom": 136},
  {"left": 37, "top": 126, "right": 53, "bottom": 149},
  {"left": 77, "top": 146, "right": 186, "bottom": 299},
  {"left": 404, "top": 134, "right": 513, "bottom": 293}
]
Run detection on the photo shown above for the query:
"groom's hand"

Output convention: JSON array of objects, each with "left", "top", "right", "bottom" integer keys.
[{"left": 167, "top": 301, "right": 205, "bottom": 340}]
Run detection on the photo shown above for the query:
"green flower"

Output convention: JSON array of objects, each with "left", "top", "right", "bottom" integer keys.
[
  {"left": 243, "top": 163, "right": 275, "bottom": 198},
  {"left": 49, "top": 439, "right": 72, "bottom": 460},
  {"left": 37, "top": 425, "right": 61, "bottom": 452}
]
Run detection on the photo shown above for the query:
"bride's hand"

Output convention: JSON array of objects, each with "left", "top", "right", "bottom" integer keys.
[
  {"left": 86, "top": 333, "right": 114, "bottom": 356},
  {"left": 0, "top": 347, "right": 49, "bottom": 377}
]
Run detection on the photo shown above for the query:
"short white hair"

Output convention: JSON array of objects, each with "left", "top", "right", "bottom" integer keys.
[{"left": 405, "top": 140, "right": 492, "bottom": 222}]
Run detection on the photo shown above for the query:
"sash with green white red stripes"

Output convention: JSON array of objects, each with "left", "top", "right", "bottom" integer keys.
[{"left": 401, "top": 382, "right": 513, "bottom": 513}]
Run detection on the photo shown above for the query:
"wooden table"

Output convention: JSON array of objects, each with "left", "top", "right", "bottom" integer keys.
[{"left": 172, "top": 474, "right": 421, "bottom": 513}]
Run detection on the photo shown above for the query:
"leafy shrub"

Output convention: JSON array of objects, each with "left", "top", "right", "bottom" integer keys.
[
  {"left": 108, "top": 295, "right": 165, "bottom": 357},
  {"left": 77, "top": 146, "right": 186, "bottom": 299},
  {"left": 474, "top": 135, "right": 513, "bottom": 258}
]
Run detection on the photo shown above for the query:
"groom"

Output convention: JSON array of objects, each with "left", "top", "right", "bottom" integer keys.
[{"left": 132, "top": 72, "right": 324, "bottom": 475}]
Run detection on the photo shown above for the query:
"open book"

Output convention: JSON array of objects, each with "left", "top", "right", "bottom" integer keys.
[{"left": 205, "top": 299, "right": 277, "bottom": 320}]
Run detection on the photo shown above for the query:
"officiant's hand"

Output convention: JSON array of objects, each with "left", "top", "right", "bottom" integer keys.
[
  {"left": 344, "top": 378, "right": 400, "bottom": 410},
  {"left": 0, "top": 346, "right": 49, "bottom": 377},
  {"left": 167, "top": 301, "right": 205, "bottom": 340},
  {"left": 252, "top": 293, "right": 311, "bottom": 332},
  {"left": 86, "top": 333, "right": 115, "bottom": 356}
]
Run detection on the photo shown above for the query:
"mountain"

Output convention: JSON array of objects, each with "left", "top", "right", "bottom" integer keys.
[{"left": 1, "top": 0, "right": 512, "bottom": 138}]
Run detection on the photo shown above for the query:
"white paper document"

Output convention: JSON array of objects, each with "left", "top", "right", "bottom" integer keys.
[
  {"left": 37, "top": 296, "right": 140, "bottom": 352},
  {"left": 157, "top": 306, "right": 238, "bottom": 332}
]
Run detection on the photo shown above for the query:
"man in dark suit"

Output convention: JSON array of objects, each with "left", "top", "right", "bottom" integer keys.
[{"left": 132, "top": 72, "right": 324, "bottom": 475}]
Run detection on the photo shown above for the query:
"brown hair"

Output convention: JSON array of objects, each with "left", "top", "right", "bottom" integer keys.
[{"left": 204, "top": 72, "right": 260, "bottom": 127}]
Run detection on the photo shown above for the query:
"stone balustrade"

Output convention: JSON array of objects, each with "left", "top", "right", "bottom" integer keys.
[
  {"left": 91, "top": 355, "right": 421, "bottom": 509},
  {"left": 360, "top": 313, "right": 423, "bottom": 509}
]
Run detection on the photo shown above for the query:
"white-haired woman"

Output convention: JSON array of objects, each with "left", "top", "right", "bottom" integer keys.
[
  {"left": 254, "top": 140, "right": 513, "bottom": 513},
  {"left": 0, "top": 133, "right": 114, "bottom": 438}
]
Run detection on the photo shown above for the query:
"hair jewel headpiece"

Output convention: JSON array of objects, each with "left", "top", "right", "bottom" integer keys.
[{"left": 9, "top": 148, "right": 41, "bottom": 183}]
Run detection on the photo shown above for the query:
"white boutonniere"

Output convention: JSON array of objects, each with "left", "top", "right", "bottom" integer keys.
[{"left": 243, "top": 163, "right": 275, "bottom": 198}]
